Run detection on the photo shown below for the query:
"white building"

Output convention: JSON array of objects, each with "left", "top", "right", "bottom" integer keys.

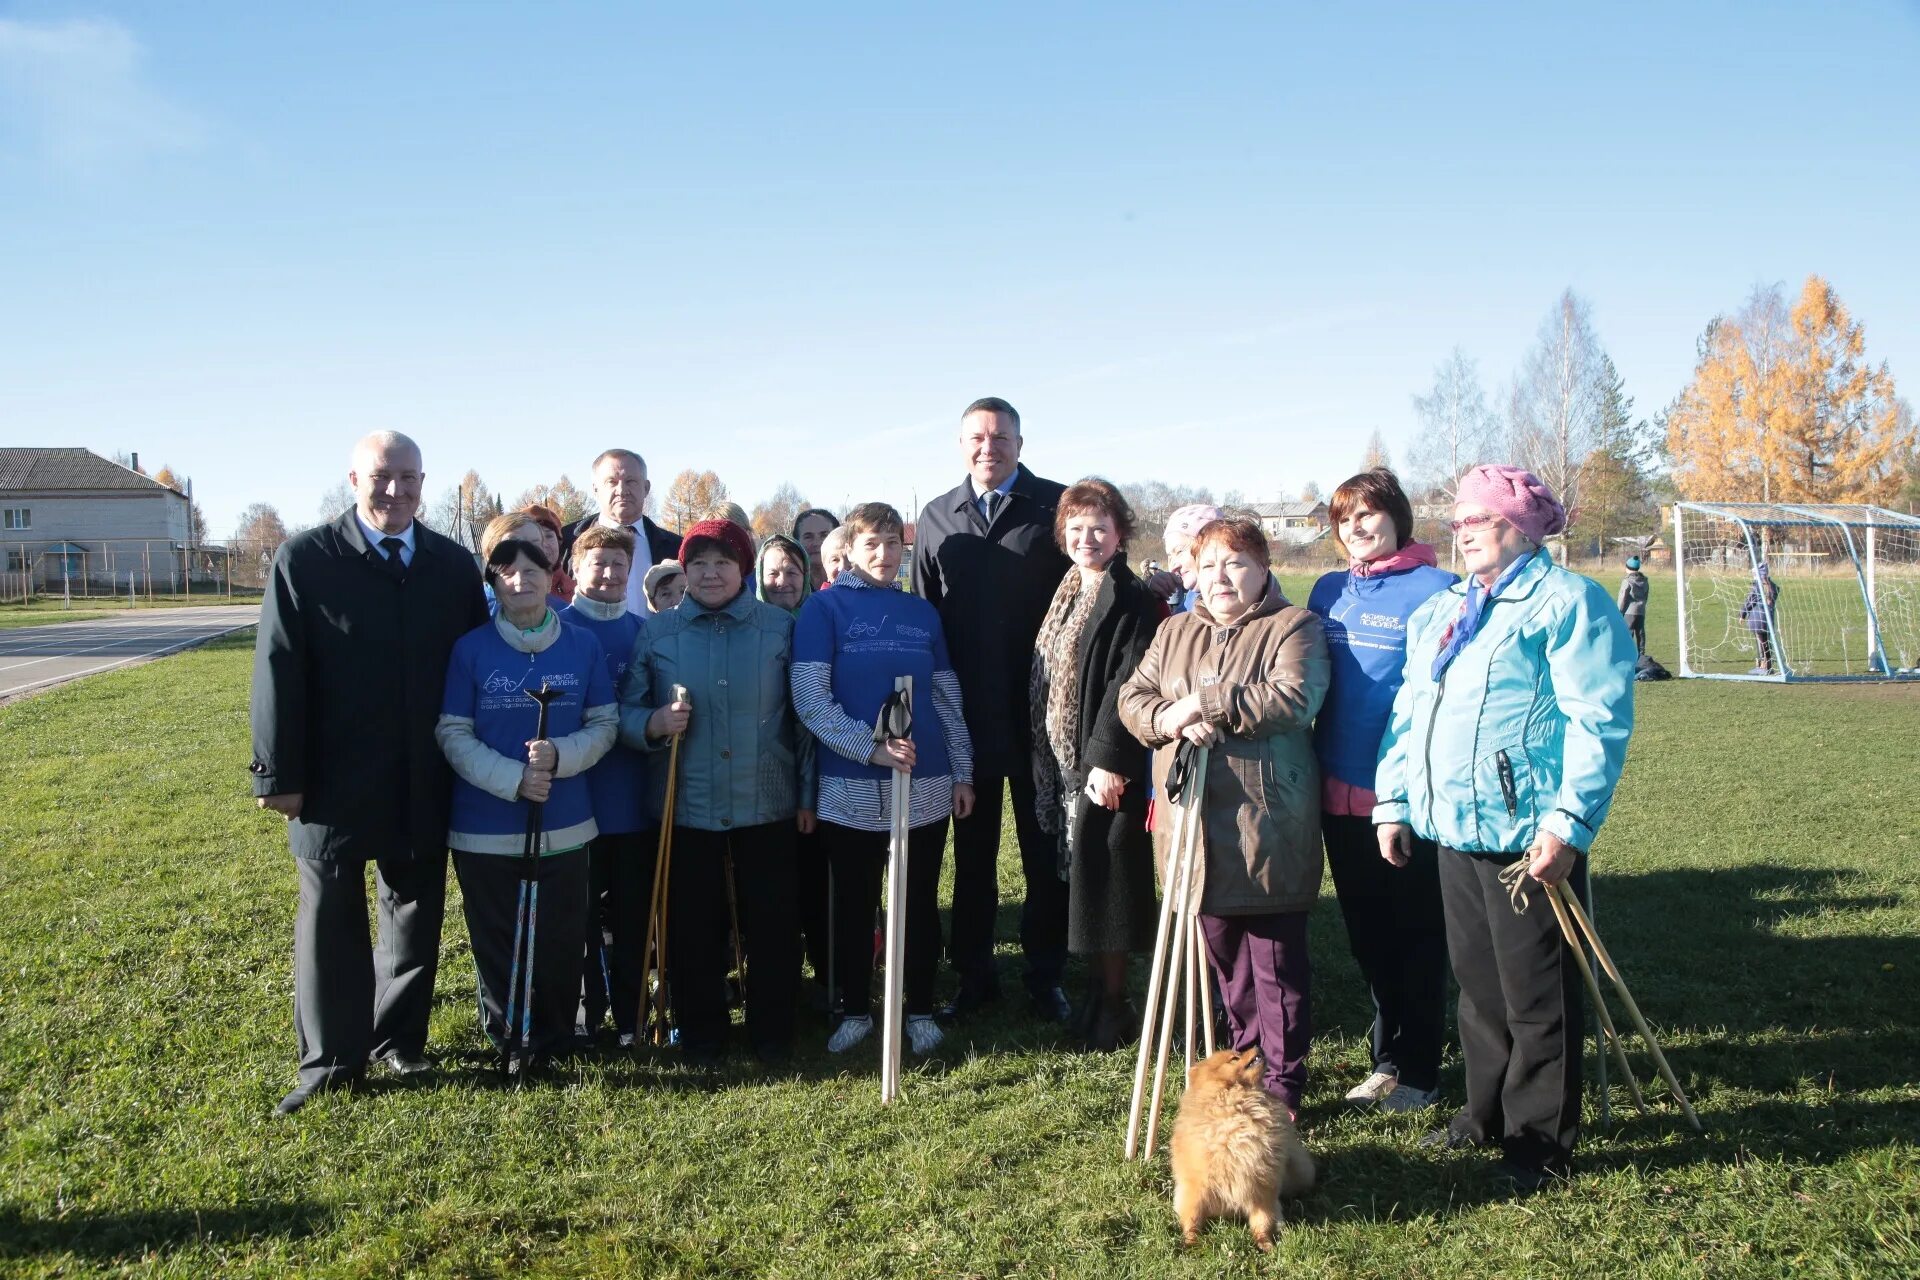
[
  {"left": 1247, "top": 499, "right": 1330, "bottom": 547},
  {"left": 1, "top": 448, "right": 192, "bottom": 588}
]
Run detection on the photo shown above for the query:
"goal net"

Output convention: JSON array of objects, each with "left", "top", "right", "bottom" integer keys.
[{"left": 1673, "top": 503, "right": 1920, "bottom": 681}]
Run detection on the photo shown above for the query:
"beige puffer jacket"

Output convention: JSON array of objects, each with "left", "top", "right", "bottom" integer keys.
[{"left": 1117, "top": 577, "right": 1330, "bottom": 915}]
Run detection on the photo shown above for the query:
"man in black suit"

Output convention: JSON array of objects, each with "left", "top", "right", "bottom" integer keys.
[
  {"left": 557, "top": 449, "right": 682, "bottom": 615},
  {"left": 913, "top": 397, "right": 1075, "bottom": 1022},
  {"left": 250, "top": 431, "right": 489, "bottom": 1115}
]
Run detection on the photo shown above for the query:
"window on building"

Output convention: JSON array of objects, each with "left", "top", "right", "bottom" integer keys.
[{"left": 2, "top": 508, "right": 29, "bottom": 530}]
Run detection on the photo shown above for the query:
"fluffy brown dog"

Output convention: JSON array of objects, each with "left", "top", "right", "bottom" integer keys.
[{"left": 1169, "top": 1048, "right": 1316, "bottom": 1251}]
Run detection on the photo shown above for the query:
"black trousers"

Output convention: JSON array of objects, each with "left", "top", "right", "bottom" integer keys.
[
  {"left": 1439, "top": 847, "right": 1588, "bottom": 1171},
  {"left": 1322, "top": 815, "right": 1449, "bottom": 1091},
  {"left": 949, "top": 773, "right": 1067, "bottom": 993},
  {"left": 455, "top": 847, "right": 590, "bottom": 1059},
  {"left": 667, "top": 822, "right": 799, "bottom": 1055},
  {"left": 292, "top": 850, "right": 447, "bottom": 1088},
  {"left": 796, "top": 825, "right": 832, "bottom": 985},
  {"left": 580, "top": 830, "right": 648, "bottom": 1037},
  {"left": 1626, "top": 612, "right": 1646, "bottom": 656},
  {"left": 825, "top": 818, "right": 947, "bottom": 1018}
]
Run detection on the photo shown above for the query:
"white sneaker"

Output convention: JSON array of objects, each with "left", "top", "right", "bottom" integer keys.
[
  {"left": 1345, "top": 1069, "right": 1399, "bottom": 1106},
  {"left": 1378, "top": 1083, "right": 1440, "bottom": 1112},
  {"left": 828, "top": 1015, "right": 873, "bottom": 1053},
  {"left": 906, "top": 1015, "right": 944, "bottom": 1056}
]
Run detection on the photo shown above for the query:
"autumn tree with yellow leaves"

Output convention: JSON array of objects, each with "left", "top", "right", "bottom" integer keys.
[{"left": 1667, "top": 276, "right": 1913, "bottom": 504}]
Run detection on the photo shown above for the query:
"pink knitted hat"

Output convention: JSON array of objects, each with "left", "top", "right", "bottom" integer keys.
[
  {"left": 1455, "top": 465, "right": 1567, "bottom": 545},
  {"left": 1164, "top": 503, "right": 1225, "bottom": 545}
]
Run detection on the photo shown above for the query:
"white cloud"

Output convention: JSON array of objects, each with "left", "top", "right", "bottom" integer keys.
[{"left": 0, "top": 18, "right": 202, "bottom": 172}]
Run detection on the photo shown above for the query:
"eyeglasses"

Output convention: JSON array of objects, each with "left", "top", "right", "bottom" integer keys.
[{"left": 1448, "top": 513, "right": 1507, "bottom": 533}]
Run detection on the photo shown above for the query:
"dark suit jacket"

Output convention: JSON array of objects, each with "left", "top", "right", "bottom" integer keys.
[
  {"left": 249, "top": 509, "right": 490, "bottom": 861},
  {"left": 912, "top": 464, "right": 1071, "bottom": 776},
  {"left": 559, "top": 514, "right": 682, "bottom": 572}
]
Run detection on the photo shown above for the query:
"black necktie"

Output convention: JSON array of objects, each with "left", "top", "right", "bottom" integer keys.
[{"left": 379, "top": 536, "right": 406, "bottom": 580}]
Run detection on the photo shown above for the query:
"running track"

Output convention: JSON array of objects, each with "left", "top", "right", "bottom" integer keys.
[{"left": 0, "top": 605, "right": 260, "bottom": 700}]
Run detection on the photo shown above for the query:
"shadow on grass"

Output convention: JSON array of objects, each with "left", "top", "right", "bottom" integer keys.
[{"left": 0, "top": 1201, "right": 329, "bottom": 1261}]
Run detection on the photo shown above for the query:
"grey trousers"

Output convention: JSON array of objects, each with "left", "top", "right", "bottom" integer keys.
[{"left": 292, "top": 851, "right": 447, "bottom": 1088}]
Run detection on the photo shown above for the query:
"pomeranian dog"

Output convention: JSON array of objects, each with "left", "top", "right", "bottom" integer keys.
[{"left": 1169, "top": 1048, "right": 1315, "bottom": 1251}]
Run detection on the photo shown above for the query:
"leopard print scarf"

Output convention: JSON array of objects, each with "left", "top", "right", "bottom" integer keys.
[{"left": 1030, "top": 567, "right": 1101, "bottom": 836}]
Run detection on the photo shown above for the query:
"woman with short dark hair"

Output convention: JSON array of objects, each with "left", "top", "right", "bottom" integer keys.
[
  {"left": 793, "top": 508, "right": 841, "bottom": 590},
  {"left": 436, "top": 537, "right": 617, "bottom": 1073},
  {"left": 1029, "top": 478, "right": 1168, "bottom": 1049},
  {"left": 1118, "top": 517, "right": 1329, "bottom": 1117},
  {"left": 1307, "top": 468, "right": 1457, "bottom": 1112}
]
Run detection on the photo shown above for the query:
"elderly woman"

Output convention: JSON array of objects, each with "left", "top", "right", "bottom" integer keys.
[
  {"left": 818, "top": 526, "right": 851, "bottom": 587},
  {"left": 642, "top": 559, "right": 686, "bottom": 613},
  {"left": 1161, "top": 503, "right": 1224, "bottom": 612},
  {"left": 1118, "top": 517, "right": 1329, "bottom": 1116},
  {"left": 756, "top": 534, "right": 813, "bottom": 615},
  {"left": 436, "top": 537, "right": 617, "bottom": 1073},
  {"left": 516, "top": 503, "right": 577, "bottom": 603},
  {"left": 793, "top": 508, "right": 841, "bottom": 590},
  {"left": 1029, "top": 478, "right": 1168, "bottom": 1049},
  {"left": 618, "top": 519, "right": 815, "bottom": 1065},
  {"left": 1307, "top": 469, "right": 1457, "bottom": 1112},
  {"left": 1373, "top": 464, "right": 1635, "bottom": 1192}
]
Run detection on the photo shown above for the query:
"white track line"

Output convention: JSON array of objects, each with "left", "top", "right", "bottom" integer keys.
[
  {"left": 0, "top": 612, "right": 258, "bottom": 672},
  {"left": 0, "top": 620, "right": 258, "bottom": 698}
]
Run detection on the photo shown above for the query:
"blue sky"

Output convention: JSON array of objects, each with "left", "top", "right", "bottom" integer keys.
[{"left": 3, "top": 1, "right": 1917, "bottom": 536}]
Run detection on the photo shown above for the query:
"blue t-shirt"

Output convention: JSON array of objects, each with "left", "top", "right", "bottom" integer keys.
[
  {"left": 442, "top": 619, "right": 614, "bottom": 854},
  {"left": 1307, "top": 563, "right": 1458, "bottom": 791},
  {"left": 556, "top": 603, "right": 651, "bottom": 835},
  {"left": 792, "top": 582, "right": 954, "bottom": 784}
]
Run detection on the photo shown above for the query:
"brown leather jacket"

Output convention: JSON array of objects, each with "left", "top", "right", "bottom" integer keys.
[{"left": 1117, "top": 576, "right": 1330, "bottom": 915}]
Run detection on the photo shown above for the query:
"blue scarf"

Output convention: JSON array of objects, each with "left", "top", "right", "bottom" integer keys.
[{"left": 1431, "top": 551, "right": 1535, "bottom": 681}]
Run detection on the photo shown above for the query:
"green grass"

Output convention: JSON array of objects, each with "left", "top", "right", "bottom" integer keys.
[{"left": 2, "top": 633, "right": 1916, "bottom": 1278}]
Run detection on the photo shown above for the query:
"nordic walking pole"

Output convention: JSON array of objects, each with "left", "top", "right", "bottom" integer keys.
[
  {"left": 875, "top": 676, "right": 913, "bottom": 1103},
  {"left": 640, "top": 684, "right": 690, "bottom": 1045},
  {"left": 1125, "top": 780, "right": 1187, "bottom": 1158},
  {"left": 723, "top": 851, "right": 747, "bottom": 1007},
  {"left": 1554, "top": 884, "right": 1703, "bottom": 1132},
  {"left": 1543, "top": 884, "right": 1649, "bottom": 1117},
  {"left": 503, "top": 680, "right": 562, "bottom": 1078},
  {"left": 1144, "top": 744, "right": 1208, "bottom": 1160},
  {"left": 1193, "top": 891, "right": 1216, "bottom": 1059}
]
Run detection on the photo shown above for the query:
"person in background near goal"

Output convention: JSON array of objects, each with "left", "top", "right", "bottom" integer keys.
[
  {"left": 1373, "top": 464, "right": 1636, "bottom": 1195},
  {"left": 911, "top": 397, "right": 1075, "bottom": 1024},
  {"left": 1118, "top": 516, "right": 1331, "bottom": 1121},
  {"left": 250, "top": 431, "right": 490, "bottom": 1116},
  {"left": 558, "top": 525, "right": 652, "bottom": 1049},
  {"left": 1306, "top": 468, "right": 1458, "bottom": 1114},
  {"left": 619, "top": 519, "right": 815, "bottom": 1066},
  {"left": 1617, "top": 555, "right": 1649, "bottom": 657},
  {"left": 438, "top": 536, "right": 617, "bottom": 1075},
  {"left": 1742, "top": 563, "right": 1781, "bottom": 675}
]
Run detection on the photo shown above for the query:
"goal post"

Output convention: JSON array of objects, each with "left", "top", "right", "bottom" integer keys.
[{"left": 1672, "top": 502, "right": 1920, "bottom": 682}]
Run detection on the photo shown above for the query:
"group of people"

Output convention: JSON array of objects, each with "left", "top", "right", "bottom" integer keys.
[{"left": 251, "top": 398, "right": 1635, "bottom": 1192}]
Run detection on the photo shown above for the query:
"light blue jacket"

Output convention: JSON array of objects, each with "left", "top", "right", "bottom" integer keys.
[
  {"left": 617, "top": 588, "right": 816, "bottom": 832},
  {"left": 1371, "top": 549, "right": 1636, "bottom": 855}
]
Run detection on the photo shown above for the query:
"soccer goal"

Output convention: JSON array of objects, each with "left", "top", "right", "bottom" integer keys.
[{"left": 1672, "top": 503, "right": 1920, "bottom": 681}]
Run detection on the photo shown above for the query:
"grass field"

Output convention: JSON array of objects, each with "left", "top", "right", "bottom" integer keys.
[{"left": 2, "top": 614, "right": 1917, "bottom": 1278}]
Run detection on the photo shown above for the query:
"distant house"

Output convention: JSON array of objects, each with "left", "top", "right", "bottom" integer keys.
[
  {"left": 1247, "top": 500, "right": 1331, "bottom": 547},
  {"left": 0, "top": 448, "right": 192, "bottom": 589}
]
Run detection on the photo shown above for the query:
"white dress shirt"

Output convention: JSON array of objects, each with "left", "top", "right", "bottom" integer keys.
[{"left": 356, "top": 514, "right": 416, "bottom": 567}]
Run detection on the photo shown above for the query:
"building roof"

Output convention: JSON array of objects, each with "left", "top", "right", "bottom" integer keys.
[
  {"left": 0, "top": 448, "right": 179, "bottom": 494},
  {"left": 1247, "top": 500, "right": 1328, "bottom": 519}
]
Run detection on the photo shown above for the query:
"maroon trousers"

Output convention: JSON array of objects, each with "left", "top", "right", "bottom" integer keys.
[{"left": 1199, "top": 910, "right": 1312, "bottom": 1112}]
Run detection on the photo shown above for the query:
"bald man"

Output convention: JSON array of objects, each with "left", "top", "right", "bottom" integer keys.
[{"left": 250, "top": 432, "right": 490, "bottom": 1115}]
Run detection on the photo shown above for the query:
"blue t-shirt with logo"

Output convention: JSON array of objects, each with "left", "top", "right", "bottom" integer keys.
[{"left": 556, "top": 603, "right": 651, "bottom": 835}]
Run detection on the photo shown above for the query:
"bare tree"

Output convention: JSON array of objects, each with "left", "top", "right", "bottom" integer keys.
[
  {"left": 1299, "top": 480, "right": 1324, "bottom": 503},
  {"left": 231, "top": 503, "right": 290, "bottom": 587},
  {"left": 1509, "top": 290, "right": 1608, "bottom": 528},
  {"left": 1361, "top": 430, "right": 1391, "bottom": 472},
  {"left": 514, "top": 476, "right": 592, "bottom": 524},
  {"left": 431, "top": 470, "right": 498, "bottom": 550},
  {"left": 315, "top": 482, "right": 354, "bottom": 524},
  {"left": 1116, "top": 480, "right": 1215, "bottom": 565},
  {"left": 750, "top": 482, "right": 810, "bottom": 539},
  {"left": 1408, "top": 347, "right": 1498, "bottom": 500}
]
